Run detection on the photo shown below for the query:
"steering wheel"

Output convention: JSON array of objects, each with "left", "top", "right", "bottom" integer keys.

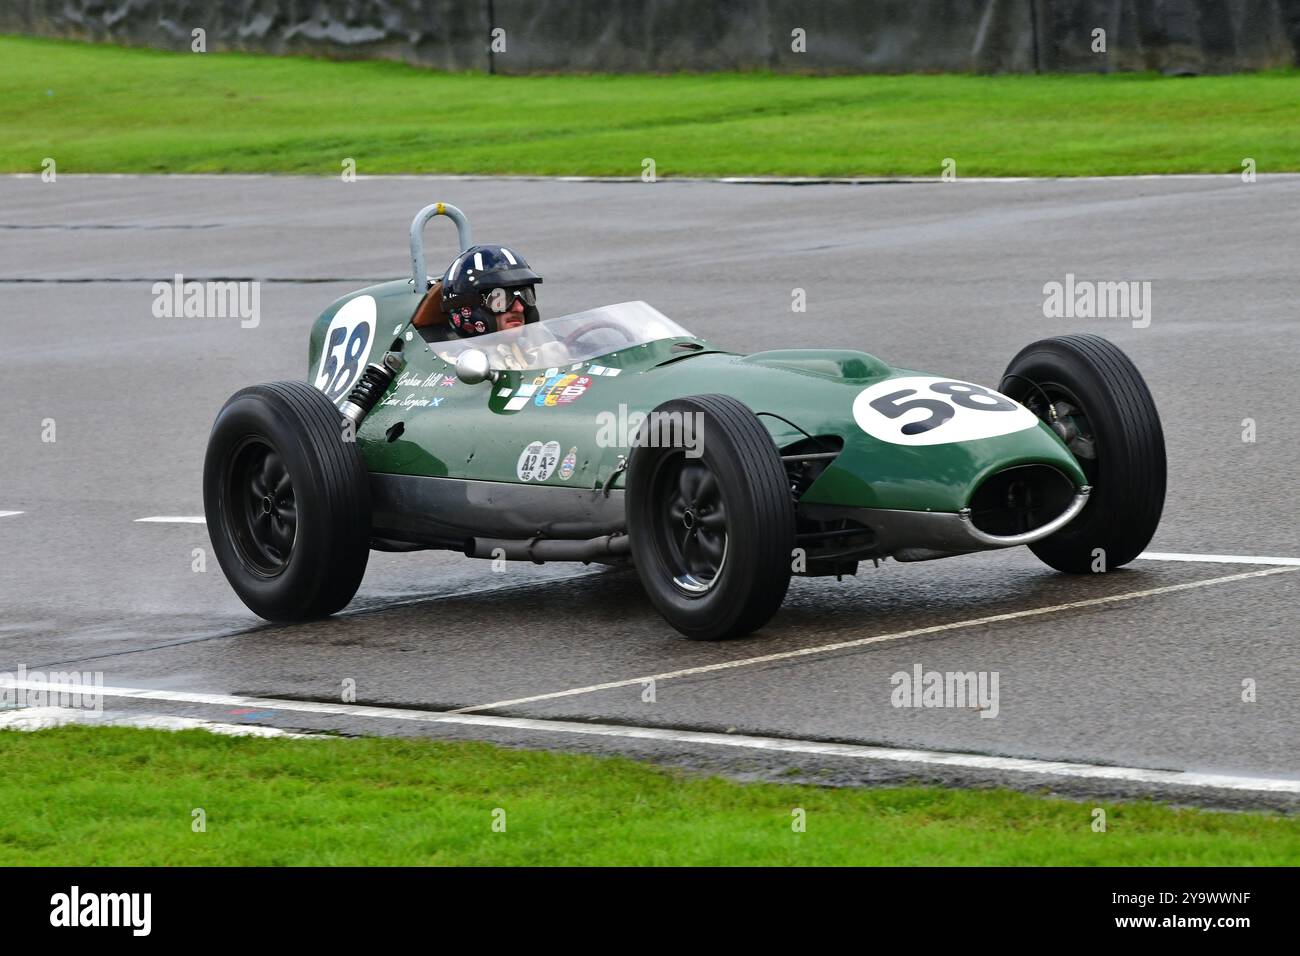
[{"left": 560, "top": 320, "right": 639, "bottom": 350}]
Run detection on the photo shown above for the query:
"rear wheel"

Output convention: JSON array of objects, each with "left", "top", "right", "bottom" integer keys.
[
  {"left": 204, "top": 381, "right": 371, "bottom": 620},
  {"left": 999, "top": 334, "right": 1165, "bottom": 573},
  {"left": 626, "top": 395, "right": 795, "bottom": 639}
]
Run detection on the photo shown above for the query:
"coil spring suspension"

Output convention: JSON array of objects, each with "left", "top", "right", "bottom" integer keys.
[{"left": 340, "top": 351, "right": 403, "bottom": 426}]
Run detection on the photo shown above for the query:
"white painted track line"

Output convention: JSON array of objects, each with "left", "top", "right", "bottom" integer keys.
[
  {"left": 0, "top": 706, "right": 310, "bottom": 737},
  {"left": 454, "top": 565, "right": 1299, "bottom": 715},
  {"left": 1139, "top": 551, "right": 1300, "bottom": 566},
  {"left": 0, "top": 679, "right": 1295, "bottom": 795},
  {"left": 135, "top": 516, "right": 206, "bottom": 524},
  {"left": 0, "top": 511, "right": 23, "bottom": 518}
]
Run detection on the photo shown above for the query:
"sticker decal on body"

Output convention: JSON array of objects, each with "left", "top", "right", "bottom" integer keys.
[
  {"left": 394, "top": 372, "right": 445, "bottom": 389},
  {"left": 533, "top": 373, "right": 593, "bottom": 407},
  {"left": 503, "top": 382, "right": 538, "bottom": 411},
  {"left": 559, "top": 447, "right": 578, "bottom": 480},
  {"left": 501, "top": 374, "right": 593, "bottom": 412},
  {"left": 516, "top": 440, "right": 562, "bottom": 481},
  {"left": 851, "top": 376, "right": 1038, "bottom": 446},
  {"left": 379, "top": 392, "right": 445, "bottom": 410}
]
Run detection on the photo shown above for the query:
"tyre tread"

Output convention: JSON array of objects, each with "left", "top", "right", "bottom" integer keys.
[{"left": 1001, "top": 334, "right": 1165, "bottom": 572}]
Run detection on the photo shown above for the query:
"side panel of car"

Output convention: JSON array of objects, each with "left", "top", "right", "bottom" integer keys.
[
  {"left": 358, "top": 343, "right": 628, "bottom": 492},
  {"left": 307, "top": 288, "right": 1087, "bottom": 516}
]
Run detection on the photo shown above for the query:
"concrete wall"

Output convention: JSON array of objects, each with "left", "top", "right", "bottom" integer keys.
[{"left": 3, "top": 0, "right": 1296, "bottom": 73}]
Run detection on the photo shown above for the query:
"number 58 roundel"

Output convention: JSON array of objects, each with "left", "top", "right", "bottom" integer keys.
[
  {"left": 852, "top": 376, "right": 1038, "bottom": 446},
  {"left": 314, "top": 295, "right": 377, "bottom": 403}
]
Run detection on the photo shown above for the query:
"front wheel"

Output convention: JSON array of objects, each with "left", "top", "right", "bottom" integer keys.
[
  {"left": 626, "top": 394, "right": 795, "bottom": 640},
  {"left": 203, "top": 381, "right": 371, "bottom": 620},
  {"left": 1000, "top": 334, "right": 1165, "bottom": 573}
]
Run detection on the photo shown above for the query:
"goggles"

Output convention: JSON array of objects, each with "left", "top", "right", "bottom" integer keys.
[{"left": 482, "top": 286, "right": 537, "bottom": 313}]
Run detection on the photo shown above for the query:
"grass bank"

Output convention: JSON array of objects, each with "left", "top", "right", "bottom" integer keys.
[
  {"left": 5, "top": 36, "right": 1299, "bottom": 177},
  {"left": 0, "top": 726, "right": 1294, "bottom": 865}
]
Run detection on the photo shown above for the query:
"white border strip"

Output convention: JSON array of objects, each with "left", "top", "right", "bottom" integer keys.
[
  {"left": 0, "top": 511, "right": 23, "bottom": 519},
  {"left": 135, "top": 516, "right": 206, "bottom": 524},
  {"left": 1, "top": 679, "right": 1295, "bottom": 794},
  {"left": 1139, "top": 551, "right": 1300, "bottom": 566},
  {"left": 0, "top": 706, "right": 309, "bottom": 738},
  {"left": 455, "top": 565, "right": 1298, "bottom": 715}
]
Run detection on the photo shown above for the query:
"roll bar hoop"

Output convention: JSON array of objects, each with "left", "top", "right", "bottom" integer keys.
[{"left": 409, "top": 202, "right": 473, "bottom": 292}]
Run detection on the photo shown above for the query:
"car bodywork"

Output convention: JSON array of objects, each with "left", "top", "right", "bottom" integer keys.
[{"left": 305, "top": 206, "right": 1090, "bottom": 575}]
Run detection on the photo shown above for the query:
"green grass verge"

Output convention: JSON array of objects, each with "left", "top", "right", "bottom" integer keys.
[
  {"left": 1, "top": 726, "right": 1295, "bottom": 865},
  {"left": 4, "top": 36, "right": 1300, "bottom": 177}
]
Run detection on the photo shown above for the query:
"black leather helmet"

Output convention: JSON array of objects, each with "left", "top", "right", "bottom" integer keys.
[{"left": 441, "top": 244, "right": 542, "bottom": 336}]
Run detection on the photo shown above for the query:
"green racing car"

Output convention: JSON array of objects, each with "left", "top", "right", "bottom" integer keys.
[{"left": 204, "top": 203, "right": 1166, "bottom": 640}]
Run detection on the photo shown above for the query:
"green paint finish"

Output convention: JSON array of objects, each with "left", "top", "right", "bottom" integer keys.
[{"left": 308, "top": 285, "right": 1086, "bottom": 514}]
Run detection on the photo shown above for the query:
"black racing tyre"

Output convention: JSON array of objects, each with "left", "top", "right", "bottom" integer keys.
[
  {"left": 203, "top": 380, "right": 371, "bottom": 620},
  {"left": 626, "top": 394, "right": 795, "bottom": 640},
  {"left": 999, "top": 334, "right": 1165, "bottom": 573}
]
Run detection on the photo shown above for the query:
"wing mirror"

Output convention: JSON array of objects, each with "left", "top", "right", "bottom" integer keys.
[{"left": 454, "top": 348, "right": 497, "bottom": 385}]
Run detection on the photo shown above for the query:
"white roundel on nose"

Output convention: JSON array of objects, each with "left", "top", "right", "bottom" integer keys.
[
  {"left": 852, "top": 376, "right": 1039, "bottom": 446},
  {"left": 314, "top": 294, "right": 377, "bottom": 404}
]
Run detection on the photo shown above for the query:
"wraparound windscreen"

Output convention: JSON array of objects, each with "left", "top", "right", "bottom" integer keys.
[{"left": 433, "top": 301, "right": 694, "bottom": 371}]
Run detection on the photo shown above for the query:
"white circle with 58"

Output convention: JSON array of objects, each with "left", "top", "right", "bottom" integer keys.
[
  {"left": 852, "top": 376, "right": 1039, "bottom": 446},
  {"left": 314, "top": 295, "right": 377, "bottom": 403}
]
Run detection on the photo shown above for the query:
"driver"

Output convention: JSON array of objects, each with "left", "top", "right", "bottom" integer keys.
[{"left": 436, "top": 244, "right": 569, "bottom": 370}]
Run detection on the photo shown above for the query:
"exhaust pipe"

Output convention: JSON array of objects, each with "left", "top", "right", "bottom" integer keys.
[{"left": 465, "top": 534, "right": 631, "bottom": 564}]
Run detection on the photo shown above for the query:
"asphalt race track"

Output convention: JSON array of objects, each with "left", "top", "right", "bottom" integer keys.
[{"left": 3, "top": 174, "right": 1298, "bottom": 809}]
